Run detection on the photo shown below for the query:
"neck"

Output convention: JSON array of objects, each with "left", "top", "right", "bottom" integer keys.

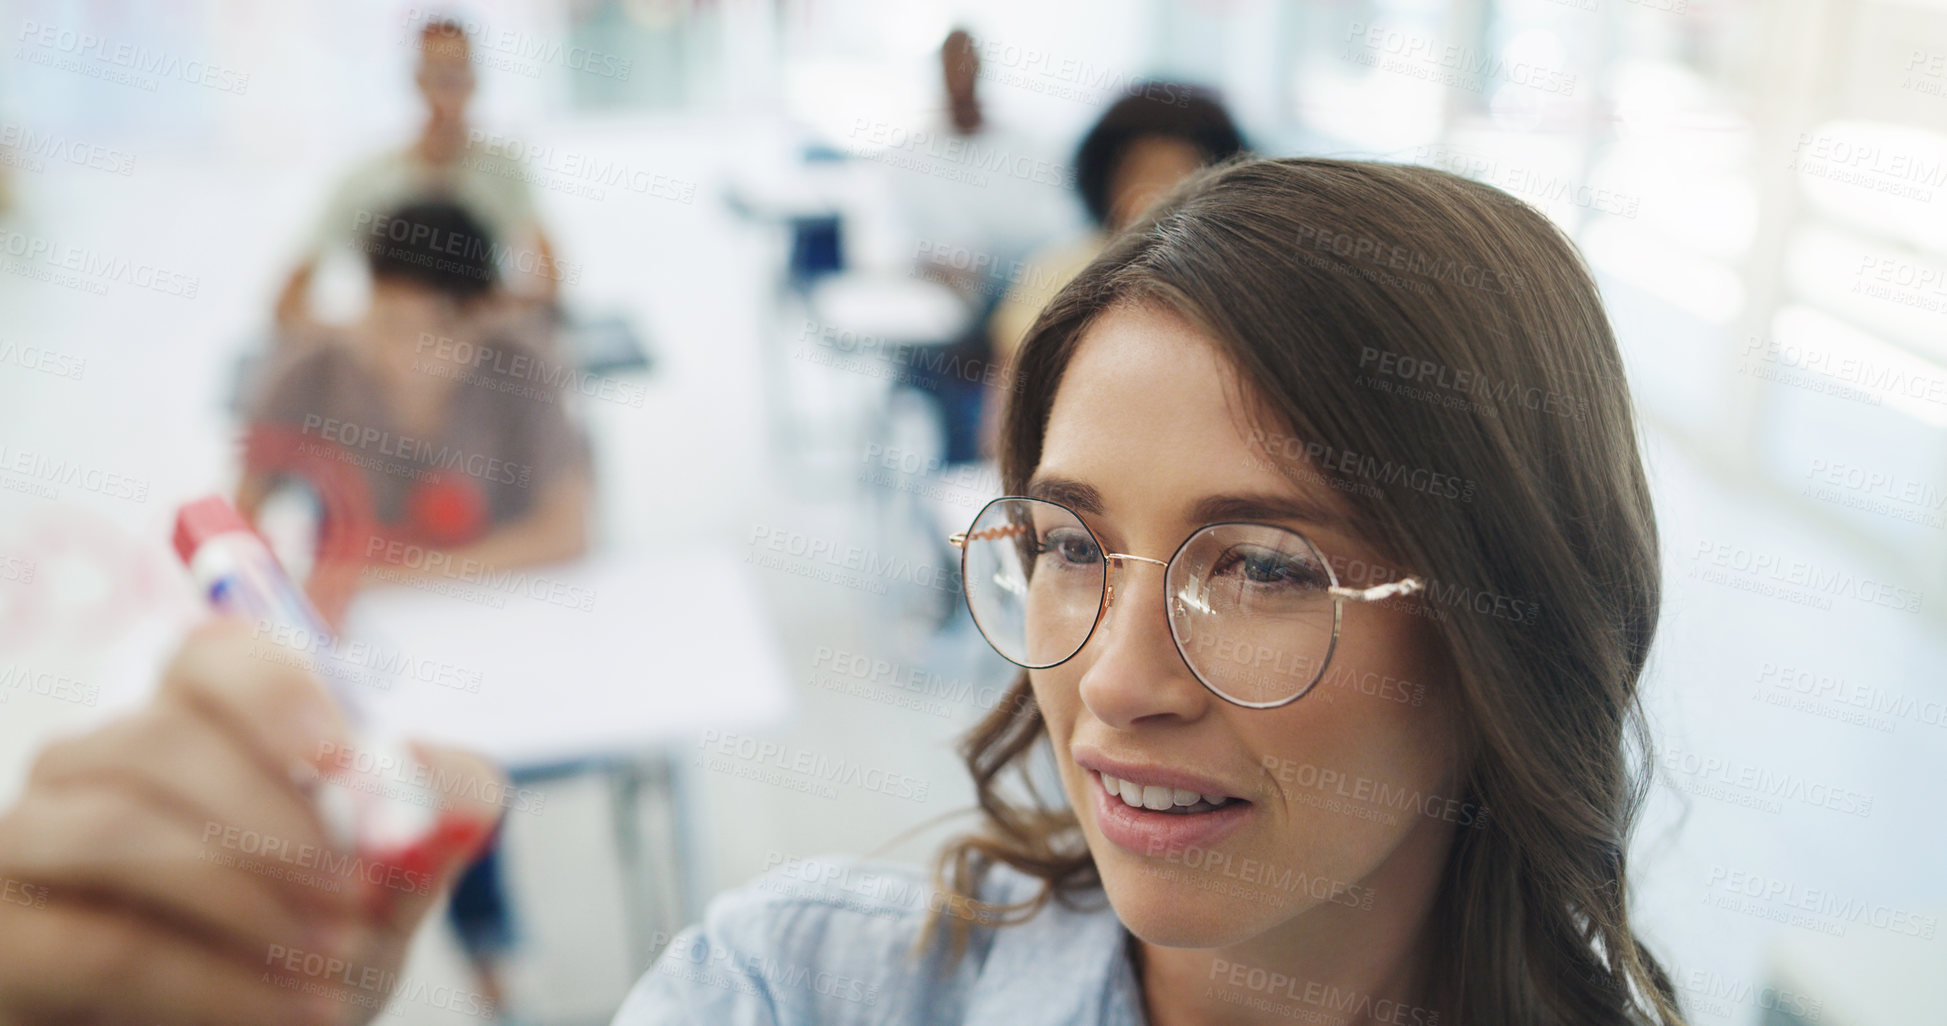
[
  {"left": 358, "top": 291, "right": 451, "bottom": 370},
  {"left": 948, "top": 97, "right": 982, "bottom": 135},
  {"left": 1134, "top": 819, "right": 1454, "bottom": 1026},
  {"left": 418, "top": 115, "right": 465, "bottom": 163}
]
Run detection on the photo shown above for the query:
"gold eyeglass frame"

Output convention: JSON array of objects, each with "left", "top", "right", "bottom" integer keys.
[{"left": 948, "top": 495, "right": 1424, "bottom": 709}]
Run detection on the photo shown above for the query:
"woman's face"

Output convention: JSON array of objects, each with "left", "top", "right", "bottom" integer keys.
[{"left": 1028, "top": 303, "right": 1467, "bottom": 948}]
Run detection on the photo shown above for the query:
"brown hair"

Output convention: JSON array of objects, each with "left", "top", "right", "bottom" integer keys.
[
  {"left": 418, "top": 17, "right": 469, "bottom": 60},
  {"left": 924, "top": 157, "right": 1681, "bottom": 1026}
]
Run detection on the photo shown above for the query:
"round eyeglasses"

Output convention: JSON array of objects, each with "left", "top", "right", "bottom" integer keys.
[{"left": 948, "top": 496, "right": 1423, "bottom": 709}]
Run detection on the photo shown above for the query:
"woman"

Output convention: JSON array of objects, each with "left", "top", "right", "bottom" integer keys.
[
  {"left": 0, "top": 159, "right": 1678, "bottom": 1026},
  {"left": 617, "top": 158, "right": 1677, "bottom": 1024}
]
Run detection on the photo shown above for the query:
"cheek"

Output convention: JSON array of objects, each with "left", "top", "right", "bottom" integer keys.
[
  {"left": 1264, "top": 688, "right": 1448, "bottom": 787},
  {"left": 1027, "top": 666, "right": 1079, "bottom": 741},
  {"left": 1244, "top": 638, "right": 1463, "bottom": 860},
  {"left": 1237, "top": 693, "right": 1440, "bottom": 884},
  {"left": 1027, "top": 666, "right": 1087, "bottom": 799},
  {"left": 1332, "top": 619, "right": 1464, "bottom": 779}
]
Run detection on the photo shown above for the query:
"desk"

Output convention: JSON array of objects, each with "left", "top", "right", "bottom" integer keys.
[{"left": 337, "top": 545, "right": 794, "bottom": 970}]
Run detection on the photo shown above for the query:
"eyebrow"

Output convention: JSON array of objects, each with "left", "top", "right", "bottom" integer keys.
[{"left": 1024, "top": 476, "right": 1349, "bottom": 533}]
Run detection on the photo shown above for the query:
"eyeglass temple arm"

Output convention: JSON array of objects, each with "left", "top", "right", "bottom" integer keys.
[
  {"left": 949, "top": 523, "right": 1032, "bottom": 547},
  {"left": 1328, "top": 578, "right": 1423, "bottom": 602}
]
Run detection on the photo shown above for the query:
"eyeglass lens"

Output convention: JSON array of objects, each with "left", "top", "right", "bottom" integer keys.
[{"left": 959, "top": 497, "right": 1340, "bottom": 705}]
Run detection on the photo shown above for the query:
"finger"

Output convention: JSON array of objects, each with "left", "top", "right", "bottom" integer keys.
[
  {"left": 0, "top": 785, "right": 353, "bottom": 962},
  {"left": 412, "top": 740, "right": 510, "bottom": 828},
  {"left": 158, "top": 617, "right": 355, "bottom": 788},
  {"left": 364, "top": 741, "right": 507, "bottom": 938},
  {"left": 26, "top": 702, "right": 355, "bottom": 917},
  {"left": 0, "top": 896, "right": 338, "bottom": 1026}
]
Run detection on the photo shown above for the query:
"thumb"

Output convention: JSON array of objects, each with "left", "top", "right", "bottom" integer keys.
[
  {"left": 310, "top": 744, "right": 508, "bottom": 1025},
  {"left": 361, "top": 741, "right": 508, "bottom": 938}
]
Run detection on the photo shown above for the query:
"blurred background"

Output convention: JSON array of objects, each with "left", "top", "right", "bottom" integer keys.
[{"left": 1, "top": 0, "right": 1943, "bottom": 1023}]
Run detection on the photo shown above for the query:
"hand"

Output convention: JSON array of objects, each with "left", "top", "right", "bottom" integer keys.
[{"left": 0, "top": 618, "right": 507, "bottom": 1026}]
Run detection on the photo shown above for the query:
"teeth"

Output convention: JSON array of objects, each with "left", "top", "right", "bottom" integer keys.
[{"left": 1097, "top": 771, "right": 1231, "bottom": 810}]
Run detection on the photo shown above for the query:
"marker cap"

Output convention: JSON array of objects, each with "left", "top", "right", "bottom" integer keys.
[{"left": 173, "top": 494, "right": 254, "bottom": 565}]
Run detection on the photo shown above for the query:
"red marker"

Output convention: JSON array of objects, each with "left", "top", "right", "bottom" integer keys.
[{"left": 174, "top": 495, "right": 491, "bottom": 914}]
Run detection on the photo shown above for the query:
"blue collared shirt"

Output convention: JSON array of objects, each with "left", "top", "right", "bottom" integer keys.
[{"left": 610, "top": 855, "right": 1146, "bottom": 1025}]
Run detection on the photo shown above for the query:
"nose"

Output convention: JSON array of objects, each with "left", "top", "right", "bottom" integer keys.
[{"left": 1075, "top": 555, "right": 1210, "bottom": 728}]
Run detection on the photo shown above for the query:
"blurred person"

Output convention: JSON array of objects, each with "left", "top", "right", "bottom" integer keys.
[
  {"left": 0, "top": 159, "right": 1682, "bottom": 1026},
  {"left": 275, "top": 17, "right": 565, "bottom": 330},
  {"left": 896, "top": 27, "right": 1068, "bottom": 293},
  {"left": 984, "top": 83, "right": 1246, "bottom": 402},
  {"left": 243, "top": 199, "right": 590, "bottom": 627},
  {"left": 943, "top": 27, "right": 982, "bottom": 136},
  {"left": 242, "top": 199, "right": 589, "bottom": 1018},
  {"left": 885, "top": 27, "right": 1073, "bottom": 465}
]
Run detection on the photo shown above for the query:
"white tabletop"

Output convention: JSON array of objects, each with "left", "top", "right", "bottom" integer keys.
[
  {"left": 807, "top": 272, "right": 971, "bottom": 346},
  {"left": 335, "top": 545, "right": 794, "bottom": 768}
]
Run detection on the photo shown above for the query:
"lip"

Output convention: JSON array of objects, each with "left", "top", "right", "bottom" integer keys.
[
  {"left": 1087, "top": 769, "right": 1256, "bottom": 856},
  {"left": 1072, "top": 748, "right": 1256, "bottom": 857},
  {"left": 1071, "top": 749, "right": 1245, "bottom": 800}
]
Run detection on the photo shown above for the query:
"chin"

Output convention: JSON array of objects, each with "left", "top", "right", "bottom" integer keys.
[{"left": 1094, "top": 849, "right": 1289, "bottom": 948}]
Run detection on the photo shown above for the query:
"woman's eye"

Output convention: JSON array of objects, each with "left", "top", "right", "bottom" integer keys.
[
  {"left": 1040, "top": 528, "right": 1101, "bottom": 565},
  {"left": 1216, "top": 547, "right": 1326, "bottom": 588}
]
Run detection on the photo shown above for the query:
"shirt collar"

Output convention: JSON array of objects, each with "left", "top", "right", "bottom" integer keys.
[{"left": 963, "top": 883, "right": 1146, "bottom": 1026}]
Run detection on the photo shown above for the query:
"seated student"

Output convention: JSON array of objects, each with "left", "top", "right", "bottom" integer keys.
[
  {"left": 0, "top": 159, "right": 1682, "bottom": 1026},
  {"left": 241, "top": 198, "right": 590, "bottom": 1014},
  {"left": 986, "top": 84, "right": 1246, "bottom": 372},
  {"left": 980, "top": 83, "right": 1244, "bottom": 458},
  {"left": 241, "top": 199, "right": 591, "bottom": 627},
  {"left": 885, "top": 28, "right": 1072, "bottom": 465},
  {"left": 275, "top": 17, "right": 564, "bottom": 330}
]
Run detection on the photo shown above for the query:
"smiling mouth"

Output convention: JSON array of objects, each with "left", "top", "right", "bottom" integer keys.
[{"left": 1094, "top": 770, "right": 1245, "bottom": 815}]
